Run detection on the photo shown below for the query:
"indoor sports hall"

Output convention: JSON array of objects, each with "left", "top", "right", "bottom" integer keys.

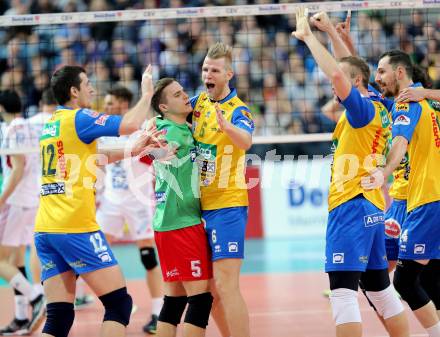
[{"left": 0, "top": 1, "right": 439, "bottom": 336}]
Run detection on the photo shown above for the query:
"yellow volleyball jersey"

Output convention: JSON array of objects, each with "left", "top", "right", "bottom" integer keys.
[
  {"left": 388, "top": 152, "right": 409, "bottom": 200},
  {"left": 328, "top": 87, "right": 392, "bottom": 212},
  {"left": 35, "top": 107, "right": 121, "bottom": 233},
  {"left": 392, "top": 98, "right": 440, "bottom": 212},
  {"left": 191, "top": 89, "right": 254, "bottom": 210}
]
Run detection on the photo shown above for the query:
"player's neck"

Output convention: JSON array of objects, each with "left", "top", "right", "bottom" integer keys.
[
  {"left": 165, "top": 113, "right": 187, "bottom": 125},
  {"left": 63, "top": 99, "right": 80, "bottom": 110},
  {"left": 358, "top": 86, "right": 369, "bottom": 97},
  {"left": 210, "top": 86, "right": 231, "bottom": 102},
  {"left": 401, "top": 78, "right": 414, "bottom": 90}
]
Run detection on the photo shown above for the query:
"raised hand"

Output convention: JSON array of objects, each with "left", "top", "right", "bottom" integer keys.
[
  {"left": 311, "top": 11, "right": 332, "bottom": 33},
  {"left": 292, "top": 7, "right": 312, "bottom": 41},
  {"left": 131, "top": 128, "right": 167, "bottom": 158},
  {"left": 335, "top": 11, "right": 351, "bottom": 41},
  {"left": 396, "top": 87, "right": 425, "bottom": 103},
  {"left": 141, "top": 64, "right": 154, "bottom": 97},
  {"left": 215, "top": 103, "right": 228, "bottom": 132}
]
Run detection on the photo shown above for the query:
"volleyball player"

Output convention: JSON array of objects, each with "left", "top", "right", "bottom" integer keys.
[
  {"left": 363, "top": 50, "right": 440, "bottom": 337},
  {"left": 97, "top": 86, "right": 163, "bottom": 334},
  {"left": 293, "top": 8, "right": 409, "bottom": 337},
  {"left": 0, "top": 89, "right": 46, "bottom": 335},
  {"left": 34, "top": 64, "right": 166, "bottom": 337},
  {"left": 190, "top": 42, "right": 254, "bottom": 337}
]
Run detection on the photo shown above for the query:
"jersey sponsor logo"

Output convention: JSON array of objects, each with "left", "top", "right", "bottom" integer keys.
[
  {"left": 396, "top": 103, "right": 409, "bottom": 112},
  {"left": 95, "top": 114, "right": 110, "bottom": 126},
  {"left": 240, "top": 108, "right": 252, "bottom": 120},
  {"left": 414, "top": 244, "right": 425, "bottom": 254},
  {"left": 364, "top": 212, "right": 384, "bottom": 227},
  {"left": 359, "top": 256, "right": 368, "bottom": 264},
  {"left": 332, "top": 253, "right": 344, "bottom": 264},
  {"left": 394, "top": 115, "right": 410, "bottom": 126},
  {"left": 400, "top": 229, "right": 408, "bottom": 244},
  {"left": 82, "top": 109, "right": 100, "bottom": 118},
  {"left": 385, "top": 218, "right": 401, "bottom": 238},
  {"left": 56, "top": 140, "right": 67, "bottom": 179},
  {"left": 166, "top": 268, "right": 179, "bottom": 278},
  {"left": 371, "top": 127, "right": 383, "bottom": 154},
  {"left": 379, "top": 108, "right": 391, "bottom": 128},
  {"left": 214, "top": 244, "right": 221, "bottom": 253},
  {"left": 240, "top": 119, "right": 253, "bottom": 129},
  {"left": 228, "top": 242, "right": 238, "bottom": 253},
  {"left": 40, "top": 120, "right": 60, "bottom": 140},
  {"left": 40, "top": 182, "right": 65, "bottom": 196},
  {"left": 193, "top": 110, "right": 201, "bottom": 118},
  {"left": 430, "top": 112, "right": 440, "bottom": 148},
  {"left": 98, "top": 252, "right": 113, "bottom": 263}
]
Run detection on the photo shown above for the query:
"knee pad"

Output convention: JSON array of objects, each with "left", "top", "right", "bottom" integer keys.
[
  {"left": 158, "top": 295, "right": 188, "bottom": 326},
  {"left": 365, "top": 285, "right": 404, "bottom": 319},
  {"left": 393, "top": 259, "right": 430, "bottom": 311},
  {"left": 184, "top": 292, "right": 213, "bottom": 329},
  {"left": 99, "top": 287, "right": 133, "bottom": 326},
  {"left": 420, "top": 259, "right": 440, "bottom": 310},
  {"left": 359, "top": 269, "right": 390, "bottom": 312},
  {"left": 330, "top": 288, "right": 361, "bottom": 325},
  {"left": 328, "top": 271, "right": 361, "bottom": 291},
  {"left": 42, "top": 302, "right": 75, "bottom": 337},
  {"left": 140, "top": 247, "right": 158, "bottom": 270}
]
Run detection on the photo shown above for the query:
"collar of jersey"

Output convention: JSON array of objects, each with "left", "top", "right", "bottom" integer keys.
[
  {"left": 56, "top": 105, "right": 75, "bottom": 110},
  {"left": 208, "top": 88, "right": 237, "bottom": 104}
]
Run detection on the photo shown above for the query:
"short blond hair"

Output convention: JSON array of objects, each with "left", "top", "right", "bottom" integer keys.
[{"left": 206, "top": 42, "right": 233, "bottom": 70}]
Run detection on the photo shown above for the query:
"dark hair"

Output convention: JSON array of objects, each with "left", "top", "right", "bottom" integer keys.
[
  {"left": 0, "top": 89, "right": 22, "bottom": 114},
  {"left": 339, "top": 56, "right": 371, "bottom": 88},
  {"left": 151, "top": 78, "right": 176, "bottom": 116},
  {"left": 107, "top": 86, "right": 133, "bottom": 105},
  {"left": 379, "top": 50, "right": 413, "bottom": 79},
  {"left": 50, "top": 65, "right": 86, "bottom": 105},
  {"left": 41, "top": 87, "right": 57, "bottom": 106},
  {"left": 412, "top": 64, "right": 432, "bottom": 88}
]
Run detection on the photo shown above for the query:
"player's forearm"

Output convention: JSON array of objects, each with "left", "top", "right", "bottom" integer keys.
[
  {"left": 303, "top": 33, "right": 351, "bottom": 99},
  {"left": 119, "top": 93, "right": 152, "bottom": 135},
  {"left": 384, "top": 136, "right": 408, "bottom": 178},
  {"left": 421, "top": 89, "right": 440, "bottom": 101},
  {"left": 328, "top": 27, "right": 352, "bottom": 59},
  {"left": 223, "top": 124, "right": 252, "bottom": 150}
]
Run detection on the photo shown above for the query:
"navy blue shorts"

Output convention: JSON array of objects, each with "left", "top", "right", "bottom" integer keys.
[
  {"left": 202, "top": 207, "right": 248, "bottom": 261},
  {"left": 399, "top": 201, "right": 440, "bottom": 259},
  {"left": 35, "top": 230, "right": 118, "bottom": 282},
  {"left": 325, "top": 196, "right": 387, "bottom": 272}
]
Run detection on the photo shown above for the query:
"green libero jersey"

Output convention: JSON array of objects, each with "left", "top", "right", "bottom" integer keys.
[{"left": 153, "top": 118, "right": 201, "bottom": 232}]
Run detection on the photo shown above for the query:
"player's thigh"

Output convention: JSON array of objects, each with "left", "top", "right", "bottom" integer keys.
[
  {"left": 1, "top": 205, "right": 35, "bottom": 248},
  {"left": 164, "top": 281, "right": 186, "bottom": 297},
  {"left": 213, "top": 258, "right": 242, "bottom": 286},
  {"left": 182, "top": 279, "right": 210, "bottom": 297},
  {"left": 0, "top": 244, "right": 17, "bottom": 261},
  {"left": 81, "top": 264, "right": 126, "bottom": 297},
  {"left": 43, "top": 270, "right": 76, "bottom": 303}
]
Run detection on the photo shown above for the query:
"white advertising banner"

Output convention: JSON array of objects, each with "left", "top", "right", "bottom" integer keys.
[{"left": 261, "top": 157, "right": 331, "bottom": 238}]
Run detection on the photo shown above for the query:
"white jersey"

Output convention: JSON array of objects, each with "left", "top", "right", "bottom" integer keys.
[
  {"left": 1, "top": 118, "right": 40, "bottom": 207},
  {"left": 27, "top": 112, "right": 52, "bottom": 136},
  {"left": 100, "top": 134, "right": 155, "bottom": 207}
]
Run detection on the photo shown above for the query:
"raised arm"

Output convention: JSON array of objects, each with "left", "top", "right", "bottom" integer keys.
[
  {"left": 292, "top": 8, "right": 351, "bottom": 100},
  {"left": 119, "top": 65, "right": 154, "bottom": 135},
  {"left": 311, "top": 11, "right": 352, "bottom": 59}
]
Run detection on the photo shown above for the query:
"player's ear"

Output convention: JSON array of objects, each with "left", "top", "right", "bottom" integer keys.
[
  {"left": 70, "top": 86, "right": 79, "bottom": 99},
  {"left": 159, "top": 103, "right": 168, "bottom": 113},
  {"left": 396, "top": 65, "right": 405, "bottom": 81},
  {"left": 226, "top": 68, "right": 234, "bottom": 81}
]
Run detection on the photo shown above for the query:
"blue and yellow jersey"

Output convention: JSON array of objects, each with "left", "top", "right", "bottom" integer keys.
[
  {"left": 35, "top": 106, "right": 121, "bottom": 233},
  {"left": 368, "top": 84, "right": 409, "bottom": 200},
  {"left": 191, "top": 89, "right": 254, "bottom": 210},
  {"left": 392, "top": 84, "right": 440, "bottom": 212},
  {"left": 329, "top": 87, "right": 392, "bottom": 212}
]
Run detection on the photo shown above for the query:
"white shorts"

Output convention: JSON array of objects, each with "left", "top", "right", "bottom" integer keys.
[
  {"left": 97, "top": 196, "right": 154, "bottom": 241},
  {"left": 0, "top": 204, "right": 37, "bottom": 247}
]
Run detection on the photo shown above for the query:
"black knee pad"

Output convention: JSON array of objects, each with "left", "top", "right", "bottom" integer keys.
[
  {"left": 328, "top": 271, "right": 361, "bottom": 291},
  {"left": 184, "top": 292, "right": 213, "bottom": 329},
  {"left": 158, "top": 295, "right": 188, "bottom": 326},
  {"left": 420, "top": 259, "right": 440, "bottom": 310},
  {"left": 14, "top": 266, "right": 27, "bottom": 295},
  {"left": 393, "top": 259, "right": 430, "bottom": 311},
  {"left": 99, "top": 287, "right": 133, "bottom": 326},
  {"left": 42, "top": 302, "right": 75, "bottom": 337},
  {"left": 360, "top": 269, "right": 390, "bottom": 291},
  {"left": 140, "top": 247, "right": 158, "bottom": 270}
]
